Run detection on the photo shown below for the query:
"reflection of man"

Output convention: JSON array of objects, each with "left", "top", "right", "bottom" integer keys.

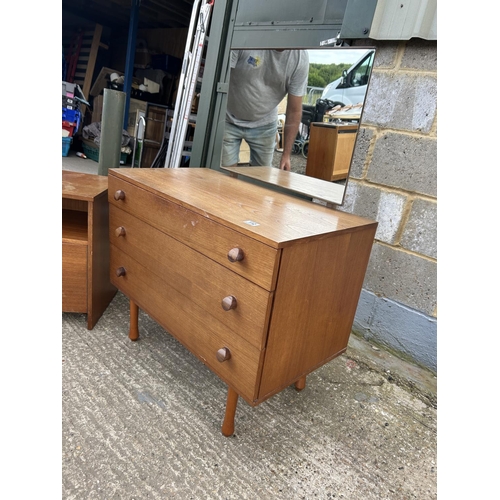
[{"left": 222, "top": 49, "right": 309, "bottom": 171}]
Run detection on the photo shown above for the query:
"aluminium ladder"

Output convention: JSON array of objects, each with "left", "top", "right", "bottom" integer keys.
[{"left": 164, "top": 0, "right": 213, "bottom": 168}]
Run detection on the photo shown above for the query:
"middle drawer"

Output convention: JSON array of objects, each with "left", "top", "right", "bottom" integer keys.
[{"left": 110, "top": 205, "right": 273, "bottom": 350}]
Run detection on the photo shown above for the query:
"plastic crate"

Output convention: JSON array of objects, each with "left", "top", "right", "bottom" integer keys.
[
  {"left": 82, "top": 141, "right": 128, "bottom": 164},
  {"left": 62, "top": 137, "right": 72, "bottom": 157},
  {"left": 62, "top": 107, "right": 81, "bottom": 137},
  {"left": 62, "top": 107, "right": 81, "bottom": 124},
  {"left": 62, "top": 120, "right": 76, "bottom": 138}
]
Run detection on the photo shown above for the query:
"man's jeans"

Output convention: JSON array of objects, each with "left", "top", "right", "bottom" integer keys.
[{"left": 222, "top": 120, "right": 277, "bottom": 167}]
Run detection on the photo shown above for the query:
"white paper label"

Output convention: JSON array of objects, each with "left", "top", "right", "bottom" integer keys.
[{"left": 243, "top": 220, "right": 260, "bottom": 227}]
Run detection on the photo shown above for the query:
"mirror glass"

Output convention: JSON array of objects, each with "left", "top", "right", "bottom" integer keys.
[{"left": 220, "top": 47, "right": 375, "bottom": 206}]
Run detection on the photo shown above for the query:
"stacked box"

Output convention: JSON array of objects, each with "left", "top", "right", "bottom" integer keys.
[
  {"left": 62, "top": 81, "right": 76, "bottom": 98},
  {"left": 62, "top": 107, "right": 81, "bottom": 138},
  {"left": 62, "top": 81, "right": 88, "bottom": 154},
  {"left": 62, "top": 95, "right": 79, "bottom": 110},
  {"left": 62, "top": 107, "right": 80, "bottom": 123},
  {"left": 62, "top": 137, "right": 72, "bottom": 157},
  {"left": 62, "top": 82, "right": 81, "bottom": 139}
]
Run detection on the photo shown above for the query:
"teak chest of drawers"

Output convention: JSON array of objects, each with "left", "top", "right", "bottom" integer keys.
[
  {"left": 108, "top": 168, "right": 377, "bottom": 436},
  {"left": 62, "top": 170, "right": 117, "bottom": 329}
]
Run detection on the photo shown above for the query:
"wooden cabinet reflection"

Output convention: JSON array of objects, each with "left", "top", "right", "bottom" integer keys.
[{"left": 305, "top": 122, "right": 359, "bottom": 181}]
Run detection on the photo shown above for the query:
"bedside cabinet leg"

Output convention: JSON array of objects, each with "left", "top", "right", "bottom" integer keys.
[
  {"left": 294, "top": 376, "right": 306, "bottom": 391},
  {"left": 129, "top": 300, "right": 139, "bottom": 341},
  {"left": 221, "top": 387, "right": 239, "bottom": 437}
]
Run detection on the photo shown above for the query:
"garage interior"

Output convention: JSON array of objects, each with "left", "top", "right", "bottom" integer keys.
[{"left": 62, "top": 0, "right": 201, "bottom": 169}]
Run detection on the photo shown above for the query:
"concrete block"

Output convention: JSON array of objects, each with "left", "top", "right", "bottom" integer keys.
[
  {"left": 341, "top": 180, "right": 378, "bottom": 217},
  {"left": 366, "top": 132, "right": 437, "bottom": 197},
  {"left": 375, "top": 190, "right": 407, "bottom": 244},
  {"left": 354, "top": 289, "right": 437, "bottom": 373},
  {"left": 340, "top": 179, "right": 359, "bottom": 214},
  {"left": 401, "top": 40, "right": 437, "bottom": 72},
  {"left": 401, "top": 198, "right": 437, "bottom": 259},
  {"left": 341, "top": 181, "right": 407, "bottom": 245},
  {"left": 350, "top": 127, "right": 373, "bottom": 179},
  {"left": 352, "top": 287, "right": 377, "bottom": 329},
  {"left": 373, "top": 42, "right": 399, "bottom": 68},
  {"left": 363, "top": 72, "right": 437, "bottom": 133},
  {"left": 354, "top": 39, "right": 398, "bottom": 68},
  {"left": 363, "top": 242, "right": 437, "bottom": 316}
]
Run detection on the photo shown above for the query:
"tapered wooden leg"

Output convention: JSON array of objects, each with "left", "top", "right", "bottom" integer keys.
[
  {"left": 294, "top": 375, "right": 306, "bottom": 391},
  {"left": 129, "top": 300, "right": 139, "bottom": 341},
  {"left": 221, "top": 387, "right": 239, "bottom": 437}
]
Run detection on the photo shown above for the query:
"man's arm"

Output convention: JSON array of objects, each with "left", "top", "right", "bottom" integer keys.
[{"left": 280, "top": 94, "right": 303, "bottom": 171}]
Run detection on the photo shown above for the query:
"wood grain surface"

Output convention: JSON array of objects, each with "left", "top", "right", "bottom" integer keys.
[{"left": 108, "top": 168, "right": 375, "bottom": 247}]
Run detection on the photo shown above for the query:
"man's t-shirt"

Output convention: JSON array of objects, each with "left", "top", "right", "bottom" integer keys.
[{"left": 226, "top": 49, "right": 309, "bottom": 128}]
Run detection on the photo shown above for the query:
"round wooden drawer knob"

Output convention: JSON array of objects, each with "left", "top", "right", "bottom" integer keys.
[
  {"left": 221, "top": 295, "right": 237, "bottom": 311},
  {"left": 227, "top": 247, "right": 244, "bottom": 262},
  {"left": 115, "top": 266, "right": 126, "bottom": 277},
  {"left": 114, "top": 190, "right": 126, "bottom": 201},
  {"left": 115, "top": 226, "right": 126, "bottom": 237},
  {"left": 216, "top": 347, "right": 231, "bottom": 363}
]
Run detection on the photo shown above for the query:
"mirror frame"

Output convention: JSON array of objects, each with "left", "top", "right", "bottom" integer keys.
[{"left": 218, "top": 45, "right": 376, "bottom": 207}]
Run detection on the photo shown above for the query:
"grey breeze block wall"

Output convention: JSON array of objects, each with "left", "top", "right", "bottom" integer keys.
[{"left": 340, "top": 39, "right": 437, "bottom": 374}]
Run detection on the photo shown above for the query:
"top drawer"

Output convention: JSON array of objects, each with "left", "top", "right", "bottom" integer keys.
[{"left": 108, "top": 175, "right": 280, "bottom": 291}]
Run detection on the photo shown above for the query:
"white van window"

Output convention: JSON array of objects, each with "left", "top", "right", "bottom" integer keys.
[{"left": 341, "top": 52, "right": 374, "bottom": 89}]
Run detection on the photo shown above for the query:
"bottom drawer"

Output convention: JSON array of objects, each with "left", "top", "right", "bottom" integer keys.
[
  {"left": 111, "top": 245, "right": 264, "bottom": 403},
  {"left": 62, "top": 242, "right": 87, "bottom": 312}
]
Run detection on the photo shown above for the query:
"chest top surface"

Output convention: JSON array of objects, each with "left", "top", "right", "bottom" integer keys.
[
  {"left": 62, "top": 170, "right": 109, "bottom": 201},
  {"left": 109, "top": 168, "right": 376, "bottom": 248}
]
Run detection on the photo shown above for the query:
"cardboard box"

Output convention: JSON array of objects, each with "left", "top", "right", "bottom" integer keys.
[{"left": 143, "top": 78, "right": 160, "bottom": 94}]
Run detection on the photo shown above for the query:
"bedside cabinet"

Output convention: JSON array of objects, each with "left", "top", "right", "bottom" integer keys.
[
  {"left": 305, "top": 122, "right": 359, "bottom": 181},
  {"left": 62, "top": 170, "right": 117, "bottom": 329}
]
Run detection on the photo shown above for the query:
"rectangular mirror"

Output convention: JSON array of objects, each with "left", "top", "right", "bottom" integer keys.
[{"left": 220, "top": 46, "right": 375, "bottom": 206}]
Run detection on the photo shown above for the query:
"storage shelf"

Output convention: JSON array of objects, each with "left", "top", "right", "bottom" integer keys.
[{"left": 62, "top": 209, "right": 88, "bottom": 243}]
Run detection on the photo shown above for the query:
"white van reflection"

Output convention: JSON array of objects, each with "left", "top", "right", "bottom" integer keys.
[{"left": 320, "top": 49, "right": 375, "bottom": 107}]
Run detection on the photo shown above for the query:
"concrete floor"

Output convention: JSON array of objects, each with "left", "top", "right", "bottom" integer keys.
[
  {"left": 62, "top": 151, "right": 102, "bottom": 174},
  {"left": 62, "top": 155, "right": 437, "bottom": 499},
  {"left": 62, "top": 293, "right": 436, "bottom": 500}
]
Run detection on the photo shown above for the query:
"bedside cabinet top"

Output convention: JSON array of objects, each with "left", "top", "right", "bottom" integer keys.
[{"left": 63, "top": 170, "right": 109, "bottom": 201}]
